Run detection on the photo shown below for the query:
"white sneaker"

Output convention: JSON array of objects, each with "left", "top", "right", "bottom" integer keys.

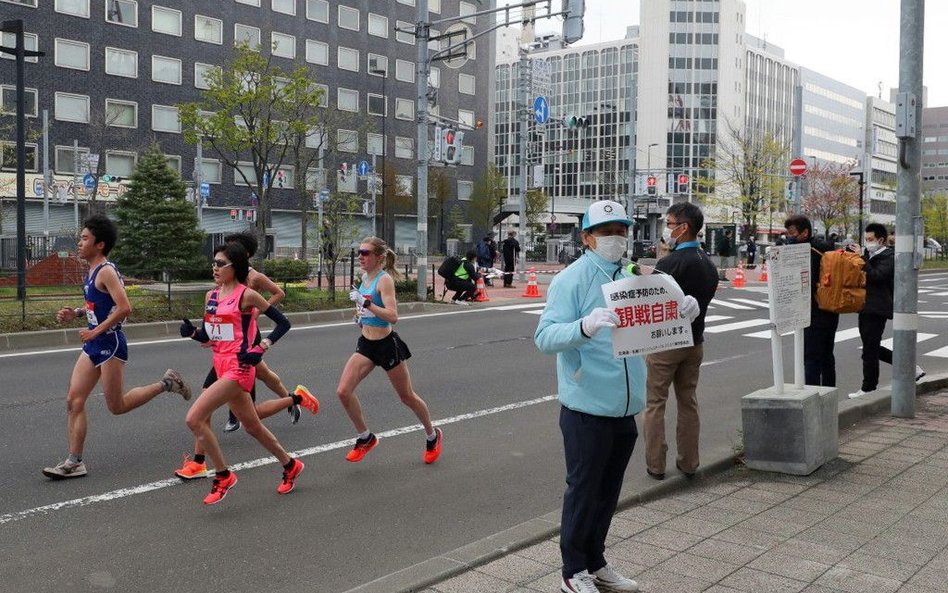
[
  {"left": 592, "top": 564, "right": 639, "bottom": 592},
  {"left": 42, "top": 459, "right": 88, "bottom": 479},
  {"left": 916, "top": 365, "right": 926, "bottom": 382},
  {"left": 562, "top": 570, "right": 601, "bottom": 593},
  {"left": 451, "top": 299, "right": 470, "bottom": 306},
  {"left": 848, "top": 389, "right": 873, "bottom": 399}
]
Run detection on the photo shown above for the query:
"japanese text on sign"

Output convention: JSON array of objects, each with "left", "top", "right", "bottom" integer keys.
[{"left": 602, "top": 274, "right": 693, "bottom": 358}]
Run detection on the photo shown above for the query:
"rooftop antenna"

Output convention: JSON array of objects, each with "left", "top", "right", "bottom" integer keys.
[{"left": 877, "top": 81, "right": 883, "bottom": 99}]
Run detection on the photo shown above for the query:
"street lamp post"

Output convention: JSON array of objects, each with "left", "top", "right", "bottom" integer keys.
[
  {"left": 370, "top": 65, "right": 387, "bottom": 242},
  {"left": 849, "top": 171, "right": 865, "bottom": 244}
]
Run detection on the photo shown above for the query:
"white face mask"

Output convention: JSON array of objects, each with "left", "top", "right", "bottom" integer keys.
[
  {"left": 591, "top": 235, "right": 627, "bottom": 262},
  {"left": 865, "top": 241, "right": 882, "bottom": 253}
]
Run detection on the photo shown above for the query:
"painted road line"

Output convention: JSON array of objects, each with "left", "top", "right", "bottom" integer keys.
[
  {"left": 710, "top": 299, "right": 754, "bottom": 310},
  {"left": 880, "top": 333, "right": 936, "bottom": 350},
  {"left": 834, "top": 327, "right": 862, "bottom": 343},
  {"left": 704, "top": 319, "right": 771, "bottom": 334},
  {"left": 729, "top": 298, "right": 770, "bottom": 308},
  {"left": 924, "top": 345, "right": 948, "bottom": 359},
  {"left": 493, "top": 303, "right": 547, "bottom": 311},
  {"left": 0, "top": 394, "right": 559, "bottom": 525},
  {"left": 703, "top": 315, "right": 733, "bottom": 323}
]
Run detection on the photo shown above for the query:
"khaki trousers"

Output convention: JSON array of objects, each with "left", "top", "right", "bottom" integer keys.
[{"left": 644, "top": 344, "right": 704, "bottom": 474}]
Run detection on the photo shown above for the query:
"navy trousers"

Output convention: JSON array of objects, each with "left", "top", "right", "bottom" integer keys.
[{"left": 559, "top": 406, "right": 638, "bottom": 579}]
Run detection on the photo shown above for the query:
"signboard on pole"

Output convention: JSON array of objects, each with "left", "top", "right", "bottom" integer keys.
[
  {"left": 200, "top": 182, "right": 210, "bottom": 198},
  {"left": 82, "top": 173, "right": 96, "bottom": 191},
  {"left": 766, "top": 243, "right": 812, "bottom": 334},
  {"left": 601, "top": 274, "right": 693, "bottom": 357},
  {"left": 789, "top": 158, "right": 807, "bottom": 176},
  {"left": 357, "top": 160, "right": 369, "bottom": 177},
  {"left": 533, "top": 96, "right": 549, "bottom": 124}
]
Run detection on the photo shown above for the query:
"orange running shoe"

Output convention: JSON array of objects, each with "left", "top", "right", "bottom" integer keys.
[
  {"left": 345, "top": 433, "right": 378, "bottom": 462},
  {"left": 293, "top": 385, "right": 320, "bottom": 415},
  {"left": 203, "top": 471, "right": 237, "bottom": 505},
  {"left": 174, "top": 454, "right": 209, "bottom": 480},
  {"left": 277, "top": 458, "right": 304, "bottom": 494},
  {"left": 423, "top": 428, "right": 443, "bottom": 464}
]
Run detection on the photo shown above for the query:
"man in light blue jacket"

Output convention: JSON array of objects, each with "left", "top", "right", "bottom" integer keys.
[{"left": 536, "top": 200, "right": 698, "bottom": 593}]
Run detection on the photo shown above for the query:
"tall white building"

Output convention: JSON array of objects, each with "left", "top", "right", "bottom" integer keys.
[{"left": 864, "top": 97, "right": 897, "bottom": 225}]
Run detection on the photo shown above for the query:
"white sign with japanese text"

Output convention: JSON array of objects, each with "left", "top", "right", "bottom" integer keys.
[
  {"left": 766, "top": 243, "right": 812, "bottom": 334},
  {"left": 602, "top": 274, "right": 693, "bottom": 358}
]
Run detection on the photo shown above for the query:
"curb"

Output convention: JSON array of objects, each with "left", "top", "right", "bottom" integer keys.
[{"left": 343, "top": 375, "right": 948, "bottom": 593}]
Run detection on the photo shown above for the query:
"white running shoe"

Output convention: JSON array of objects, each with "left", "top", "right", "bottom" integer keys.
[
  {"left": 848, "top": 389, "right": 873, "bottom": 399},
  {"left": 562, "top": 570, "right": 601, "bottom": 593},
  {"left": 592, "top": 564, "right": 639, "bottom": 592},
  {"left": 42, "top": 459, "right": 88, "bottom": 479},
  {"left": 916, "top": 365, "right": 926, "bottom": 382}
]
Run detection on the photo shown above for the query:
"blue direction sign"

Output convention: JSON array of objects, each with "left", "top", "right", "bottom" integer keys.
[
  {"left": 534, "top": 96, "right": 550, "bottom": 124},
  {"left": 200, "top": 182, "right": 210, "bottom": 198},
  {"left": 83, "top": 173, "right": 96, "bottom": 191},
  {"left": 357, "top": 160, "right": 370, "bottom": 177},
  {"left": 319, "top": 188, "right": 330, "bottom": 201}
]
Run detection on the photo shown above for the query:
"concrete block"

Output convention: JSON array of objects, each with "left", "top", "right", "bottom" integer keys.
[{"left": 741, "top": 384, "right": 839, "bottom": 475}]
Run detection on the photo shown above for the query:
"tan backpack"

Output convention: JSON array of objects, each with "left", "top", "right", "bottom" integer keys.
[{"left": 813, "top": 248, "right": 866, "bottom": 314}]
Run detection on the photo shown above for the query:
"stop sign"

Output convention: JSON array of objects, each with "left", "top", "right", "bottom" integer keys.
[{"left": 789, "top": 158, "right": 807, "bottom": 176}]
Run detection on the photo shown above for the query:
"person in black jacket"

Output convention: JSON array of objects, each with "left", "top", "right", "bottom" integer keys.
[
  {"left": 785, "top": 215, "right": 839, "bottom": 387},
  {"left": 847, "top": 223, "right": 925, "bottom": 398},
  {"left": 644, "top": 202, "right": 718, "bottom": 480},
  {"left": 501, "top": 231, "right": 520, "bottom": 287},
  {"left": 445, "top": 250, "right": 479, "bottom": 305}
]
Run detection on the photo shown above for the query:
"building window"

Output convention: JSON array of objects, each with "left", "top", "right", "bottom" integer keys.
[
  {"left": 459, "top": 1, "right": 477, "bottom": 24},
  {"left": 458, "top": 109, "right": 475, "bottom": 128},
  {"left": 106, "top": 0, "right": 138, "bottom": 27},
  {"left": 55, "top": 38, "right": 90, "bottom": 71},
  {"left": 152, "top": 6, "right": 181, "bottom": 36},
  {"left": 457, "top": 180, "right": 473, "bottom": 201},
  {"left": 429, "top": 0, "right": 441, "bottom": 12},
  {"left": 272, "top": 0, "right": 295, "bottom": 15},
  {"left": 337, "top": 129, "right": 358, "bottom": 153},
  {"left": 429, "top": 67, "right": 440, "bottom": 88},
  {"left": 395, "top": 20, "right": 415, "bottom": 45},
  {"left": 55, "top": 145, "right": 90, "bottom": 174},
  {"left": 152, "top": 105, "right": 181, "bottom": 133},
  {"left": 367, "top": 133, "right": 383, "bottom": 156},
  {"left": 306, "top": 40, "right": 329, "bottom": 65},
  {"left": 395, "top": 59, "right": 414, "bottom": 83},
  {"left": 306, "top": 0, "right": 328, "bottom": 22},
  {"left": 368, "top": 13, "right": 388, "bottom": 38},
  {"left": 152, "top": 55, "right": 181, "bottom": 85},
  {"left": 1, "top": 142, "right": 39, "bottom": 172},
  {"left": 55, "top": 0, "right": 89, "bottom": 18},
  {"left": 271, "top": 32, "right": 296, "bottom": 58},
  {"left": 314, "top": 84, "right": 329, "bottom": 107},
  {"left": 201, "top": 158, "right": 222, "bottom": 184},
  {"left": 459, "top": 73, "right": 475, "bottom": 95},
  {"left": 338, "top": 5, "right": 360, "bottom": 31},
  {"left": 235, "top": 24, "right": 261, "bottom": 48},
  {"left": 105, "top": 47, "right": 138, "bottom": 78},
  {"left": 337, "top": 46, "right": 359, "bottom": 72},
  {"left": 54, "top": 92, "right": 90, "bottom": 123},
  {"left": 460, "top": 145, "right": 473, "bottom": 166},
  {"left": 395, "top": 98, "right": 413, "bottom": 121},
  {"left": 395, "top": 137, "right": 413, "bottom": 160},
  {"left": 1, "top": 31, "right": 39, "bottom": 63},
  {"left": 0, "top": 86, "right": 38, "bottom": 117},
  {"left": 396, "top": 0, "right": 415, "bottom": 5},
  {"left": 234, "top": 162, "right": 258, "bottom": 186},
  {"left": 396, "top": 175, "right": 413, "bottom": 196},
  {"left": 194, "top": 63, "right": 220, "bottom": 89},
  {"left": 165, "top": 155, "right": 181, "bottom": 174},
  {"left": 194, "top": 15, "right": 223, "bottom": 44},
  {"left": 367, "top": 94, "right": 386, "bottom": 116},
  {"left": 305, "top": 167, "right": 326, "bottom": 190},
  {"left": 105, "top": 99, "right": 137, "bottom": 128},
  {"left": 337, "top": 88, "right": 359, "bottom": 112},
  {"left": 368, "top": 54, "right": 388, "bottom": 76},
  {"left": 105, "top": 151, "right": 136, "bottom": 177}
]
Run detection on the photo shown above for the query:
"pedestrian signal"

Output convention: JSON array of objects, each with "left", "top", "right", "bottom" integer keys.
[{"left": 646, "top": 175, "right": 657, "bottom": 195}]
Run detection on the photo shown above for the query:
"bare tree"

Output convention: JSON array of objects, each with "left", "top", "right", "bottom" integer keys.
[{"left": 801, "top": 161, "right": 858, "bottom": 237}]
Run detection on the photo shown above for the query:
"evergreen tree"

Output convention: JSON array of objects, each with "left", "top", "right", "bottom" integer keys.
[{"left": 112, "top": 145, "right": 205, "bottom": 278}]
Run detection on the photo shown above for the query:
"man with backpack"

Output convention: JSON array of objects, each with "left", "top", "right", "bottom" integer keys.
[
  {"left": 785, "top": 215, "right": 839, "bottom": 387},
  {"left": 847, "top": 223, "right": 925, "bottom": 398}
]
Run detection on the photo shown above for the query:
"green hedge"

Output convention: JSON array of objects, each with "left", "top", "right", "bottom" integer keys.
[{"left": 260, "top": 258, "right": 311, "bottom": 282}]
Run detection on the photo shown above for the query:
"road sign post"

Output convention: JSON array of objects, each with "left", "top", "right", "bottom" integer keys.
[
  {"left": 533, "top": 96, "right": 549, "bottom": 125},
  {"left": 789, "top": 158, "right": 807, "bottom": 176}
]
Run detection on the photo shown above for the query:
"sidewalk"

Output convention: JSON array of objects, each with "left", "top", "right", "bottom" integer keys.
[{"left": 350, "top": 380, "right": 948, "bottom": 593}]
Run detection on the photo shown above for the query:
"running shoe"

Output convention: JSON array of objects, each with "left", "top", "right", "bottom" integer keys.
[
  {"left": 277, "top": 458, "right": 305, "bottom": 495},
  {"left": 163, "top": 368, "right": 192, "bottom": 401},
  {"left": 174, "top": 454, "right": 209, "bottom": 480},
  {"left": 293, "top": 385, "right": 320, "bottom": 415},
  {"left": 203, "top": 472, "right": 238, "bottom": 505},
  {"left": 288, "top": 403, "right": 302, "bottom": 424},
  {"left": 345, "top": 433, "right": 379, "bottom": 462},
  {"left": 223, "top": 417, "right": 241, "bottom": 433},
  {"left": 423, "top": 428, "right": 443, "bottom": 464},
  {"left": 42, "top": 459, "right": 88, "bottom": 479}
]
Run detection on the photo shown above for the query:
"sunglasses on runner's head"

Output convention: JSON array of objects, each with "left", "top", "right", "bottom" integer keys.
[
  {"left": 357, "top": 249, "right": 374, "bottom": 256},
  {"left": 212, "top": 259, "right": 232, "bottom": 269}
]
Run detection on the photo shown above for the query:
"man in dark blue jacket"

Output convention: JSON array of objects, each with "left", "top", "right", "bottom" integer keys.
[{"left": 847, "top": 223, "right": 924, "bottom": 398}]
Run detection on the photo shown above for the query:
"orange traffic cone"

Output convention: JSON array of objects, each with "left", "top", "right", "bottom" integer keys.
[
  {"left": 522, "top": 268, "right": 542, "bottom": 298},
  {"left": 474, "top": 275, "right": 490, "bottom": 302},
  {"left": 733, "top": 263, "right": 746, "bottom": 288},
  {"left": 758, "top": 262, "right": 768, "bottom": 282}
]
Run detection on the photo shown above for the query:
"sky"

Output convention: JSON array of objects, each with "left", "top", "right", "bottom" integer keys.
[{"left": 529, "top": 0, "right": 948, "bottom": 107}]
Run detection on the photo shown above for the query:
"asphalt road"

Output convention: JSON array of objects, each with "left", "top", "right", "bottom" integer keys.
[{"left": 2, "top": 272, "right": 947, "bottom": 593}]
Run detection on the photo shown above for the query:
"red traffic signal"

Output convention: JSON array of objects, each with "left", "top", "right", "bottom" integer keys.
[
  {"left": 445, "top": 130, "right": 456, "bottom": 145},
  {"left": 646, "top": 175, "right": 657, "bottom": 187},
  {"left": 678, "top": 174, "right": 689, "bottom": 185}
]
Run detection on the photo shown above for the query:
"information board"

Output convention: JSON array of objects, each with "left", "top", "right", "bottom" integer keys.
[
  {"left": 765, "top": 243, "right": 812, "bottom": 334},
  {"left": 601, "top": 274, "right": 693, "bottom": 358}
]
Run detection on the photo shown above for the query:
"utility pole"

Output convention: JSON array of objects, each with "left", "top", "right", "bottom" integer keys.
[
  {"left": 849, "top": 170, "right": 865, "bottom": 245},
  {"left": 518, "top": 49, "right": 530, "bottom": 283},
  {"left": 891, "top": 0, "right": 924, "bottom": 418},
  {"left": 415, "top": 0, "right": 431, "bottom": 301}
]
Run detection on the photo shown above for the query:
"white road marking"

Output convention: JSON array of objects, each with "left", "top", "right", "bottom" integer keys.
[
  {"left": 493, "top": 303, "right": 547, "bottom": 311},
  {"left": 0, "top": 394, "right": 559, "bottom": 525},
  {"left": 704, "top": 319, "right": 771, "bottom": 333},
  {"left": 880, "top": 333, "right": 936, "bottom": 350},
  {"left": 703, "top": 315, "right": 733, "bottom": 323},
  {"left": 925, "top": 345, "right": 948, "bottom": 359},
  {"left": 524, "top": 310, "right": 544, "bottom": 315},
  {"left": 710, "top": 300, "right": 754, "bottom": 310},
  {"left": 728, "top": 298, "right": 769, "bottom": 308},
  {"left": 834, "top": 328, "right": 862, "bottom": 343}
]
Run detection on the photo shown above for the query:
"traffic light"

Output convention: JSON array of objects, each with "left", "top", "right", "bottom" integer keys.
[
  {"left": 565, "top": 115, "right": 590, "bottom": 131},
  {"left": 433, "top": 125, "right": 444, "bottom": 162},
  {"left": 646, "top": 175, "right": 657, "bottom": 195},
  {"left": 677, "top": 173, "right": 689, "bottom": 193},
  {"left": 444, "top": 128, "right": 464, "bottom": 164},
  {"left": 563, "top": 0, "right": 586, "bottom": 44}
]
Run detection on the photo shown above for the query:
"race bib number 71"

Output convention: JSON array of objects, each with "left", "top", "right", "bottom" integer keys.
[{"left": 205, "top": 321, "right": 235, "bottom": 342}]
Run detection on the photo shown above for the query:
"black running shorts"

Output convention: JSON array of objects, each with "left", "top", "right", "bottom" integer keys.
[{"left": 356, "top": 332, "right": 412, "bottom": 371}]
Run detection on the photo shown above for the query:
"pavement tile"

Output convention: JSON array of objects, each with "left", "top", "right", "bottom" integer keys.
[
  {"left": 655, "top": 551, "right": 740, "bottom": 582},
  {"left": 670, "top": 490, "right": 725, "bottom": 506},
  {"left": 629, "top": 525, "right": 705, "bottom": 552},
  {"left": 771, "top": 473, "right": 827, "bottom": 487},
  {"left": 898, "top": 436, "right": 945, "bottom": 451},
  {"left": 702, "top": 586, "right": 746, "bottom": 593},
  {"left": 798, "top": 586, "right": 849, "bottom": 593},
  {"left": 702, "top": 481, "right": 749, "bottom": 496},
  {"left": 475, "top": 554, "right": 554, "bottom": 585},
  {"left": 708, "top": 494, "right": 775, "bottom": 515},
  {"left": 606, "top": 516, "right": 654, "bottom": 539},
  {"left": 817, "top": 515, "right": 888, "bottom": 539},
  {"left": 780, "top": 494, "right": 851, "bottom": 515},
  {"left": 771, "top": 538, "right": 853, "bottom": 565},
  {"left": 833, "top": 506, "right": 906, "bottom": 528},
  {"left": 794, "top": 527, "right": 870, "bottom": 555},
  {"left": 432, "top": 570, "right": 518, "bottom": 593},
  {"left": 925, "top": 549, "right": 948, "bottom": 569},
  {"left": 885, "top": 516, "right": 948, "bottom": 550},
  {"left": 836, "top": 551, "right": 920, "bottom": 582},
  {"left": 833, "top": 470, "right": 890, "bottom": 487},
  {"left": 512, "top": 540, "right": 560, "bottom": 567},
  {"left": 523, "top": 570, "right": 560, "bottom": 593},
  {"left": 756, "top": 506, "right": 831, "bottom": 527},
  {"left": 875, "top": 449, "right": 929, "bottom": 463},
  {"left": 796, "top": 486, "right": 860, "bottom": 504},
  {"left": 712, "top": 525, "right": 787, "bottom": 549},
  {"left": 688, "top": 538, "right": 768, "bottom": 565},
  {"left": 856, "top": 537, "right": 938, "bottom": 566},
  {"left": 815, "top": 479, "right": 879, "bottom": 497},
  {"left": 894, "top": 584, "right": 944, "bottom": 593},
  {"left": 747, "top": 480, "right": 811, "bottom": 496},
  {"left": 718, "top": 567, "right": 808, "bottom": 593},
  {"left": 631, "top": 567, "right": 713, "bottom": 593},
  {"left": 661, "top": 515, "right": 731, "bottom": 538},
  {"left": 681, "top": 504, "right": 754, "bottom": 527},
  {"left": 614, "top": 506, "right": 677, "bottom": 527},
  {"left": 735, "top": 515, "right": 810, "bottom": 538},
  {"left": 730, "top": 486, "right": 796, "bottom": 505},
  {"left": 641, "top": 496, "right": 703, "bottom": 515},
  {"left": 747, "top": 550, "right": 832, "bottom": 582},
  {"left": 609, "top": 540, "right": 678, "bottom": 567},
  {"left": 856, "top": 493, "right": 924, "bottom": 514},
  {"left": 813, "top": 566, "right": 902, "bottom": 593}
]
